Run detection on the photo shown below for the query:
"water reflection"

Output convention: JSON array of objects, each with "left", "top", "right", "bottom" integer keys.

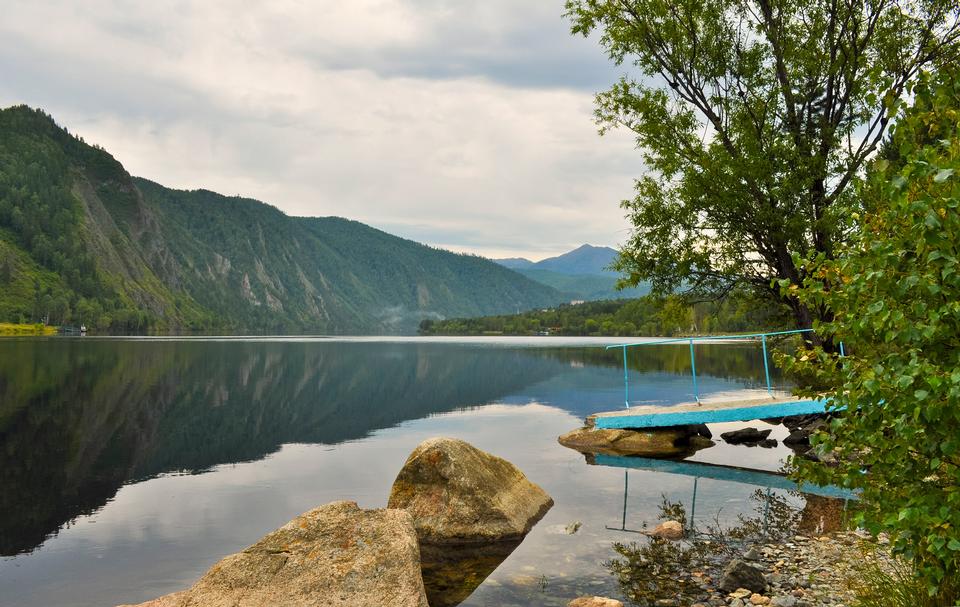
[{"left": 0, "top": 339, "right": 778, "bottom": 558}]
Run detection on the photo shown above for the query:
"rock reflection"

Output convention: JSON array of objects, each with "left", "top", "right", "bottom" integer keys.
[{"left": 420, "top": 539, "right": 524, "bottom": 607}]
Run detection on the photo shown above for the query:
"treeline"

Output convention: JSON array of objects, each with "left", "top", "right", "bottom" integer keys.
[{"left": 419, "top": 292, "right": 790, "bottom": 337}]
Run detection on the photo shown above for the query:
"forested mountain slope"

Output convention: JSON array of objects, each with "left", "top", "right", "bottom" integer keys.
[{"left": 0, "top": 105, "right": 564, "bottom": 333}]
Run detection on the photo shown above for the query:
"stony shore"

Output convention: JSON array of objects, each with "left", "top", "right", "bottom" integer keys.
[{"left": 678, "top": 531, "right": 893, "bottom": 607}]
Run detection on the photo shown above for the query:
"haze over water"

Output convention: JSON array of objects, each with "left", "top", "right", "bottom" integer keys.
[{"left": 0, "top": 336, "right": 800, "bottom": 607}]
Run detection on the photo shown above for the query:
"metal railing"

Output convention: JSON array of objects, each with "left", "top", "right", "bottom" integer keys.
[{"left": 606, "top": 328, "right": 837, "bottom": 407}]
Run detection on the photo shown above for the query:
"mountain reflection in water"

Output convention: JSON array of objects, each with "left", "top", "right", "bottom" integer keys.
[{"left": 0, "top": 337, "right": 792, "bottom": 607}]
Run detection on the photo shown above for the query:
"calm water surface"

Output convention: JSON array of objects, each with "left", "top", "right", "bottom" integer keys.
[{"left": 0, "top": 336, "right": 804, "bottom": 606}]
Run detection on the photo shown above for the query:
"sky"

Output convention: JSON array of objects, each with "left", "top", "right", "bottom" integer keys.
[{"left": 0, "top": 1, "right": 642, "bottom": 260}]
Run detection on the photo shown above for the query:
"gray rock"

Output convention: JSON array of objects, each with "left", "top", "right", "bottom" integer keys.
[
  {"left": 743, "top": 546, "right": 763, "bottom": 561},
  {"left": 771, "top": 597, "right": 797, "bottom": 607},
  {"left": 719, "top": 559, "right": 768, "bottom": 593},
  {"left": 118, "top": 501, "right": 429, "bottom": 607},
  {"left": 388, "top": 437, "right": 553, "bottom": 543}
]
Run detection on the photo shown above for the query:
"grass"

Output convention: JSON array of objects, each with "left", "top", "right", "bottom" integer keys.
[
  {"left": 0, "top": 322, "right": 57, "bottom": 336},
  {"left": 849, "top": 561, "right": 960, "bottom": 607}
]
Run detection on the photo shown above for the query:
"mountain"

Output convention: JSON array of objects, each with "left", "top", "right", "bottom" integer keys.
[
  {"left": 494, "top": 257, "right": 535, "bottom": 270},
  {"left": 494, "top": 244, "right": 648, "bottom": 301},
  {"left": 0, "top": 106, "right": 565, "bottom": 333},
  {"left": 534, "top": 244, "right": 618, "bottom": 275}
]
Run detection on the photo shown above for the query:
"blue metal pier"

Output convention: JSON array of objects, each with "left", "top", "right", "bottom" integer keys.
[
  {"left": 589, "top": 396, "right": 830, "bottom": 429},
  {"left": 594, "top": 329, "right": 838, "bottom": 428}
]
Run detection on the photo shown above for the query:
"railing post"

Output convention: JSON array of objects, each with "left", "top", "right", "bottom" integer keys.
[
  {"left": 623, "top": 345, "right": 629, "bottom": 408},
  {"left": 689, "top": 338, "right": 700, "bottom": 403},
  {"left": 689, "top": 476, "right": 698, "bottom": 533},
  {"left": 761, "top": 334, "right": 772, "bottom": 396}
]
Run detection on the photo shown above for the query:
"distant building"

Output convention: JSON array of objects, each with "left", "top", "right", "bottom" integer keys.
[{"left": 569, "top": 299, "right": 585, "bottom": 305}]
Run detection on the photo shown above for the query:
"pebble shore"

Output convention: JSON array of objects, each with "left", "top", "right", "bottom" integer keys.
[{"left": 690, "top": 531, "right": 894, "bottom": 607}]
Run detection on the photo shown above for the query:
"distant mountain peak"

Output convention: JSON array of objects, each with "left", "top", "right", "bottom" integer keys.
[
  {"left": 534, "top": 244, "right": 619, "bottom": 276},
  {"left": 494, "top": 256, "right": 535, "bottom": 270}
]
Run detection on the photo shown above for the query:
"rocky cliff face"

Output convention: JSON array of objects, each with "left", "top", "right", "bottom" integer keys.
[{"left": 0, "top": 105, "right": 565, "bottom": 333}]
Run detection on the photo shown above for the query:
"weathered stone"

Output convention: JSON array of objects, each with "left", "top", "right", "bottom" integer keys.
[
  {"left": 118, "top": 501, "right": 428, "bottom": 607},
  {"left": 719, "top": 559, "right": 768, "bottom": 593},
  {"left": 770, "top": 596, "right": 797, "bottom": 607},
  {"left": 757, "top": 438, "right": 779, "bottom": 448},
  {"left": 647, "top": 520, "right": 684, "bottom": 540},
  {"left": 720, "top": 427, "right": 772, "bottom": 445},
  {"left": 387, "top": 437, "right": 553, "bottom": 544},
  {"left": 568, "top": 597, "right": 624, "bottom": 607},
  {"left": 559, "top": 426, "right": 712, "bottom": 458}
]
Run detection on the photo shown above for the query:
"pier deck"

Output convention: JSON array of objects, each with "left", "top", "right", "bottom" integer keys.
[{"left": 588, "top": 397, "right": 830, "bottom": 430}]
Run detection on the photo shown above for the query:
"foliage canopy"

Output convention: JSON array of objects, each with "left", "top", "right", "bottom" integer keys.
[
  {"left": 784, "top": 69, "right": 960, "bottom": 597},
  {"left": 566, "top": 0, "right": 960, "bottom": 328}
]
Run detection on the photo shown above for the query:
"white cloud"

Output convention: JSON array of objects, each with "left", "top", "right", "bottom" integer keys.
[{"left": 0, "top": 0, "right": 640, "bottom": 260}]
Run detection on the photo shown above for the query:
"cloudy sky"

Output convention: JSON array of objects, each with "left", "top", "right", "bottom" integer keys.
[{"left": 0, "top": 1, "right": 642, "bottom": 260}]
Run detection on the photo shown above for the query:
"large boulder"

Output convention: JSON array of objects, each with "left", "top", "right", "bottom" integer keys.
[
  {"left": 118, "top": 501, "right": 428, "bottom": 607},
  {"left": 559, "top": 426, "right": 714, "bottom": 458},
  {"left": 387, "top": 437, "right": 553, "bottom": 544}
]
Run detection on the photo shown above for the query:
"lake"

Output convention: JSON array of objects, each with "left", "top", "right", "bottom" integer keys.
[{"left": 0, "top": 336, "right": 812, "bottom": 606}]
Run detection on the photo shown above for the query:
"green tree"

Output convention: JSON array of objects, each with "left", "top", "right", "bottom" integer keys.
[
  {"left": 566, "top": 0, "right": 960, "bottom": 332},
  {"left": 784, "top": 70, "right": 960, "bottom": 597}
]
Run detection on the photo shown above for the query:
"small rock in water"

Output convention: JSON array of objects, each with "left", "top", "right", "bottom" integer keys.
[
  {"left": 720, "top": 427, "right": 773, "bottom": 445},
  {"left": 567, "top": 597, "right": 624, "bottom": 607},
  {"left": 719, "top": 560, "right": 768, "bottom": 593},
  {"left": 647, "top": 520, "right": 684, "bottom": 540},
  {"left": 565, "top": 521, "right": 582, "bottom": 535}
]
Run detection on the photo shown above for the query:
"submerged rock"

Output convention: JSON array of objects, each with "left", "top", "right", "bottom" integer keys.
[
  {"left": 387, "top": 437, "right": 553, "bottom": 544},
  {"left": 118, "top": 501, "right": 428, "bottom": 607},
  {"left": 568, "top": 597, "right": 624, "bottom": 607},
  {"left": 558, "top": 426, "right": 714, "bottom": 458},
  {"left": 419, "top": 539, "right": 523, "bottom": 607}
]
